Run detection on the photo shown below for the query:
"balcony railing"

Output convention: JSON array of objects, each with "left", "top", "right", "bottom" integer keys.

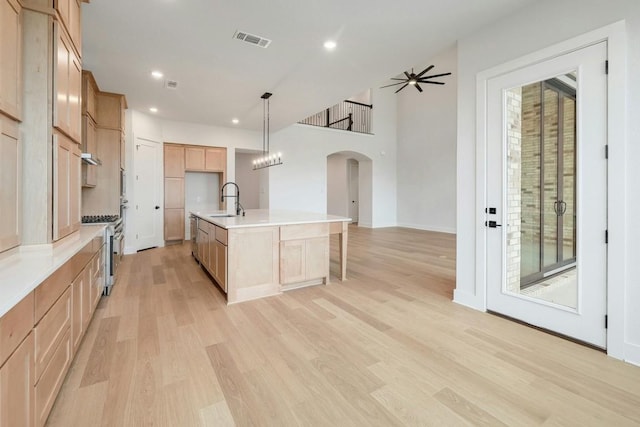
[{"left": 299, "top": 100, "right": 373, "bottom": 134}]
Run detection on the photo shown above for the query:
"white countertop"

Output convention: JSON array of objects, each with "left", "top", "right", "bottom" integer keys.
[
  {"left": 0, "top": 225, "right": 106, "bottom": 318},
  {"left": 190, "top": 209, "right": 351, "bottom": 229}
]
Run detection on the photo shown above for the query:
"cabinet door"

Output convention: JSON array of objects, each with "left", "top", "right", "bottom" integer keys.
[
  {"left": 0, "top": 115, "right": 20, "bottom": 252},
  {"left": 0, "top": 0, "right": 22, "bottom": 121},
  {"left": 68, "top": 0, "right": 81, "bottom": 57},
  {"left": 53, "top": 22, "right": 71, "bottom": 138},
  {"left": 70, "top": 269, "right": 84, "bottom": 354},
  {"left": 164, "top": 177, "right": 184, "bottom": 209},
  {"left": 215, "top": 240, "right": 227, "bottom": 292},
  {"left": 205, "top": 148, "right": 225, "bottom": 172},
  {"left": 164, "top": 145, "right": 185, "bottom": 178},
  {"left": 68, "top": 50, "right": 82, "bottom": 143},
  {"left": 81, "top": 116, "right": 97, "bottom": 187},
  {"left": 280, "top": 239, "right": 306, "bottom": 284},
  {"left": 164, "top": 208, "right": 184, "bottom": 241},
  {"left": 34, "top": 287, "right": 71, "bottom": 380},
  {"left": 197, "top": 227, "right": 208, "bottom": 265},
  {"left": 82, "top": 71, "right": 97, "bottom": 121},
  {"left": 185, "top": 146, "right": 205, "bottom": 171},
  {"left": 53, "top": 131, "right": 81, "bottom": 241},
  {"left": 0, "top": 332, "right": 34, "bottom": 427},
  {"left": 96, "top": 92, "right": 125, "bottom": 130},
  {"left": 34, "top": 329, "right": 71, "bottom": 427},
  {"left": 305, "top": 236, "right": 329, "bottom": 281}
]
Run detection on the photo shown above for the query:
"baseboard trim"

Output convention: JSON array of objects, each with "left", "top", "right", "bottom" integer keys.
[
  {"left": 396, "top": 222, "right": 456, "bottom": 234},
  {"left": 624, "top": 342, "right": 640, "bottom": 367}
]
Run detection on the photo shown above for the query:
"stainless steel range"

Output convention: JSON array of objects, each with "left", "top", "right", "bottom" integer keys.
[{"left": 81, "top": 215, "right": 123, "bottom": 295}]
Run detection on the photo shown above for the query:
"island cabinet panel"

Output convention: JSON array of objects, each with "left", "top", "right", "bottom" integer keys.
[
  {"left": 0, "top": 114, "right": 21, "bottom": 253},
  {"left": 0, "top": 331, "right": 35, "bottom": 427},
  {"left": 0, "top": 0, "right": 22, "bottom": 121},
  {"left": 279, "top": 223, "right": 330, "bottom": 286},
  {"left": 214, "top": 239, "right": 227, "bottom": 291},
  {"left": 227, "top": 227, "right": 280, "bottom": 304}
]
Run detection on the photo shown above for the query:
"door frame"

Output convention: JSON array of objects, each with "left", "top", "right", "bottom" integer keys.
[{"left": 472, "top": 21, "right": 627, "bottom": 358}]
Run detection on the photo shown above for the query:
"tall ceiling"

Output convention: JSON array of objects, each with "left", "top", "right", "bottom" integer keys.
[{"left": 82, "top": 0, "right": 535, "bottom": 131}]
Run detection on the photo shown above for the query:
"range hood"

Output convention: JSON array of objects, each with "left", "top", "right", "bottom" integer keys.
[{"left": 81, "top": 153, "right": 102, "bottom": 166}]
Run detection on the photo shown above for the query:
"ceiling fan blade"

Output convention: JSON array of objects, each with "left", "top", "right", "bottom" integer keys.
[
  {"left": 404, "top": 71, "right": 412, "bottom": 79},
  {"left": 415, "top": 65, "right": 435, "bottom": 78},
  {"left": 395, "top": 83, "right": 409, "bottom": 93},
  {"left": 421, "top": 81, "right": 446, "bottom": 85},
  {"left": 380, "top": 81, "right": 409, "bottom": 88},
  {"left": 390, "top": 78, "right": 407, "bottom": 81},
  {"left": 414, "top": 83, "right": 423, "bottom": 92},
  {"left": 419, "top": 72, "right": 452, "bottom": 80}
]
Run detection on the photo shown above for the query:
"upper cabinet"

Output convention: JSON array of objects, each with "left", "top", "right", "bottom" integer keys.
[
  {"left": 0, "top": 114, "right": 20, "bottom": 253},
  {"left": 0, "top": 0, "right": 22, "bottom": 121},
  {"left": 96, "top": 92, "right": 126, "bottom": 131},
  {"left": 185, "top": 146, "right": 226, "bottom": 172},
  {"left": 81, "top": 70, "right": 97, "bottom": 122},
  {"left": 53, "top": 0, "right": 81, "bottom": 58},
  {"left": 53, "top": 21, "right": 81, "bottom": 144}
]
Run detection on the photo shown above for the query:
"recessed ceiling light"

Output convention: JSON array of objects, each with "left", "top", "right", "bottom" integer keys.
[
  {"left": 232, "top": 118, "right": 239, "bottom": 124},
  {"left": 151, "top": 71, "right": 163, "bottom": 79},
  {"left": 323, "top": 40, "right": 337, "bottom": 50},
  {"left": 149, "top": 107, "right": 158, "bottom": 113}
]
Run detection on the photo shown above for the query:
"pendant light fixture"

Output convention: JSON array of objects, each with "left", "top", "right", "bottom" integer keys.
[{"left": 253, "top": 92, "right": 283, "bottom": 170}]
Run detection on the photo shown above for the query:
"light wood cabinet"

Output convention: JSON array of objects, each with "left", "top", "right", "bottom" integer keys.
[
  {"left": 164, "top": 144, "right": 185, "bottom": 178},
  {"left": 81, "top": 70, "right": 97, "bottom": 121},
  {"left": 214, "top": 239, "right": 227, "bottom": 291},
  {"left": 0, "top": 292, "right": 33, "bottom": 367},
  {"left": 53, "top": 131, "right": 81, "bottom": 241},
  {"left": 53, "top": 21, "right": 81, "bottom": 144},
  {"left": 81, "top": 115, "right": 97, "bottom": 187},
  {"left": 34, "top": 287, "right": 70, "bottom": 380},
  {"left": 279, "top": 224, "right": 329, "bottom": 286},
  {"left": 0, "top": 332, "right": 34, "bottom": 427},
  {"left": 185, "top": 146, "right": 226, "bottom": 172},
  {"left": 0, "top": 0, "right": 22, "bottom": 121},
  {"left": 0, "top": 114, "right": 20, "bottom": 252},
  {"left": 165, "top": 209, "right": 185, "bottom": 241},
  {"left": 34, "top": 328, "right": 71, "bottom": 427},
  {"left": 164, "top": 177, "right": 184, "bottom": 209},
  {"left": 197, "top": 225, "right": 209, "bottom": 268},
  {"left": 89, "top": 247, "right": 104, "bottom": 312},
  {"left": 70, "top": 269, "right": 84, "bottom": 353},
  {"left": 96, "top": 92, "right": 126, "bottom": 131},
  {"left": 53, "top": 0, "right": 81, "bottom": 58}
]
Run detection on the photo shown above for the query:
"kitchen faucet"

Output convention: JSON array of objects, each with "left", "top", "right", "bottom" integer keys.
[{"left": 220, "top": 182, "right": 245, "bottom": 216}]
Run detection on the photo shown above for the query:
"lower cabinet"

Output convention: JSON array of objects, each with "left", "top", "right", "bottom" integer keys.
[
  {"left": 0, "top": 332, "right": 35, "bottom": 427},
  {"left": 214, "top": 240, "right": 227, "bottom": 291},
  {"left": 34, "top": 329, "right": 71, "bottom": 427},
  {"left": 164, "top": 208, "right": 185, "bottom": 241},
  {"left": 198, "top": 220, "right": 227, "bottom": 292}
]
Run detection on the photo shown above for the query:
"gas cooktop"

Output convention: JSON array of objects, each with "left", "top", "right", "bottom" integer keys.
[{"left": 81, "top": 215, "right": 120, "bottom": 224}]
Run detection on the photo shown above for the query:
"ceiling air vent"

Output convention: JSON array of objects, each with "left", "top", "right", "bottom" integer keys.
[
  {"left": 165, "top": 80, "right": 178, "bottom": 90},
  {"left": 233, "top": 30, "right": 271, "bottom": 48}
]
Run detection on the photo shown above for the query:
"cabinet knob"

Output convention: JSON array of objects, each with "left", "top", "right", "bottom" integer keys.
[{"left": 155, "top": 206, "right": 160, "bottom": 210}]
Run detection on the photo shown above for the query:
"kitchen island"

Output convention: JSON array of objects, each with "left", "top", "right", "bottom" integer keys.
[{"left": 190, "top": 209, "right": 350, "bottom": 304}]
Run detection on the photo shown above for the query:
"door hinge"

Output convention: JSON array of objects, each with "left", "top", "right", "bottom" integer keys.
[
  {"left": 605, "top": 145, "right": 609, "bottom": 159},
  {"left": 605, "top": 315, "right": 608, "bottom": 329},
  {"left": 605, "top": 60, "right": 609, "bottom": 74},
  {"left": 605, "top": 230, "right": 608, "bottom": 244}
]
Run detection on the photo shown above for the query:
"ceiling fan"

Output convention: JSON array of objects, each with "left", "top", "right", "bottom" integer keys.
[{"left": 381, "top": 65, "right": 451, "bottom": 93}]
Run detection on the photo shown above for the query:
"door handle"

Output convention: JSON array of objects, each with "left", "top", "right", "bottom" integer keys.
[
  {"left": 485, "top": 221, "right": 502, "bottom": 228},
  {"left": 560, "top": 200, "right": 567, "bottom": 215},
  {"left": 155, "top": 206, "right": 160, "bottom": 210},
  {"left": 553, "top": 200, "right": 559, "bottom": 214}
]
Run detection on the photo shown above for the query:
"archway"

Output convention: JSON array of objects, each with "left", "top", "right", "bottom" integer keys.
[{"left": 326, "top": 151, "right": 372, "bottom": 227}]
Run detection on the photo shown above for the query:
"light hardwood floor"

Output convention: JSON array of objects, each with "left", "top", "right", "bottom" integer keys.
[{"left": 47, "top": 226, "right": 640, "bottom": 426}]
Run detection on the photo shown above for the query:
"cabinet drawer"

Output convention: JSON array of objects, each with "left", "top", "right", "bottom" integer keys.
[
  {"left": 34, "top": 288, "right": 70, "bottom": 380},
  {"left": 35, "top": 328, "right": 71, "bottom": 427},
  {"left": 0, "top": 292, "right": 33, "bottom": 367},
  {"left": 280, "top": 223, "right": 329, "bottom": 241},
  {"left": 215, "top": 226, "right": 227, "bottom": 245}
]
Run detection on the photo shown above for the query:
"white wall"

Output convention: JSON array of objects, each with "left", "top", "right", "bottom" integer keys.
[
  {"left": 234, "top": 153, "right": 261, "bottom": 209},
  {"left": 455, "top": 0, "right": 640, "bottom": 364},
  {"left": 184, "top": 172, "right": 220, "bottom": 239},
  {"left": 396, "top": 45, "right": 457, "bottom": 233},
  {"left": 268, "top": 87, "right": 397, "bottom": 227}
]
